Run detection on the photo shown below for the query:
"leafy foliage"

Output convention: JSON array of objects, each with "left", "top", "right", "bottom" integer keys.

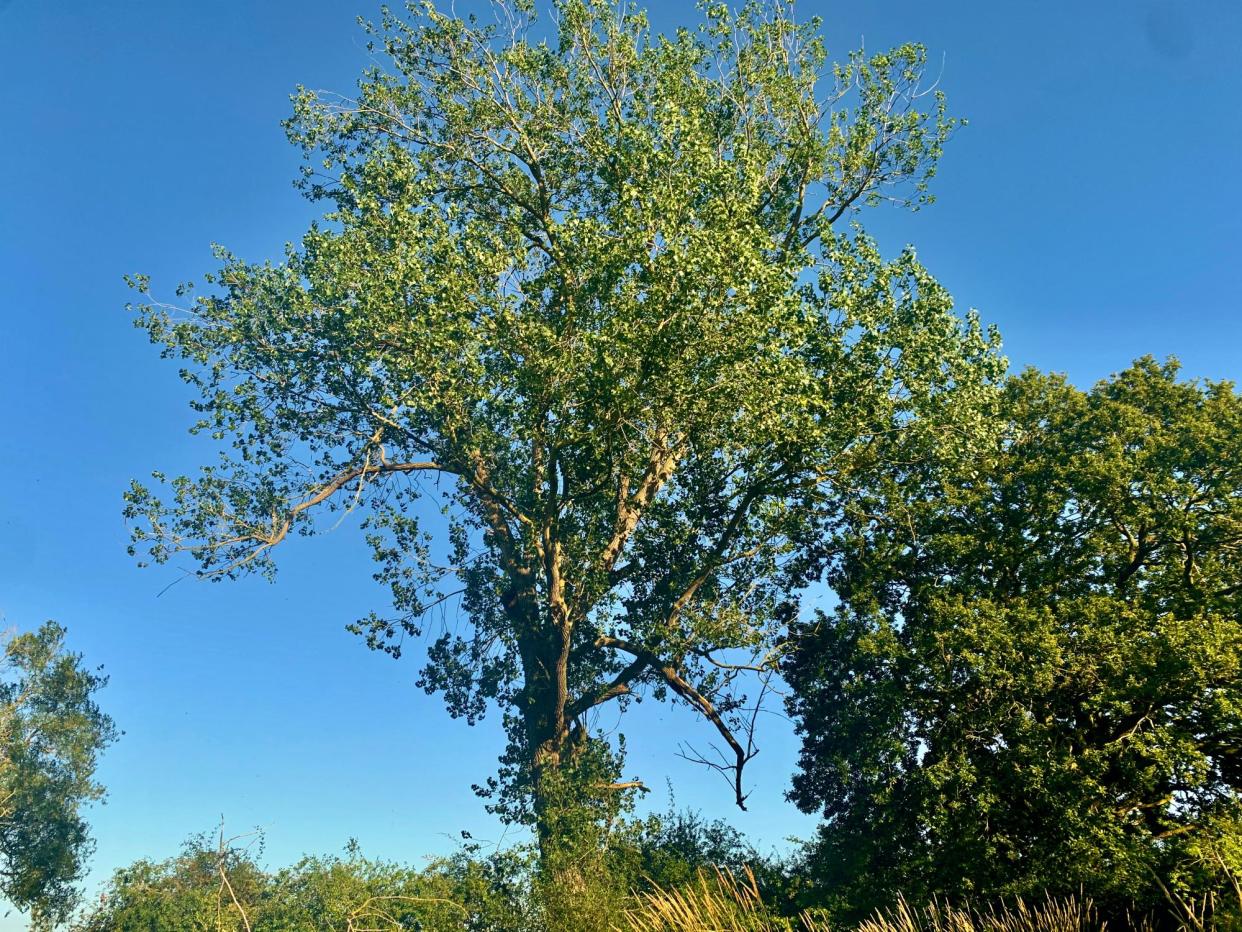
[
  {"left": 123, "top": 0, "right": 999, "bottom": 850},
  {"left": 0, "top": 622, "right": 117, "bottom": 929},
  {"left": 73, "top": 831, "right": 540, "bottom": 932},
  {"left": 784, "top": 359, "right": 1242, "bottom": 921},
  {"left": 73, "top": 813, "right": 774, "bottom": 932},
  {"left": 609, "top": 804, "right": 768, "bottom": 892}
]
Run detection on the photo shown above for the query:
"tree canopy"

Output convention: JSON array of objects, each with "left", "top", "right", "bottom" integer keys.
[
  {"left": 124, "top": 0, "right": 1000, "bottom": 858},
  {"left": 1, "top": 622, "right": 117, "bottom": 928},
  {"left": 784, "top": 358, "right": 1242, "bottom": 919}
]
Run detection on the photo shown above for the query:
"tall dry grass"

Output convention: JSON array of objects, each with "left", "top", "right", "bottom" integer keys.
[
  {"left": 618, "top": 866, "right": 790, "bottom": 931},
  {"left": 618, "top": 868, "right": 1110, "bottom": 932},
  {"left": 858, "top": 896, "right": 1105, "bottom": 932}
]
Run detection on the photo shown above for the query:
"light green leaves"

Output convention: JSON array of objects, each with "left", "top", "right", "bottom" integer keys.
[{"left": 126, "top": 0, "right": 991, "bottom": 833}]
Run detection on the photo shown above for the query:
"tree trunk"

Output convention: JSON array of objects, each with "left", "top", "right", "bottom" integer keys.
[
  {"left": 502, "top": 562, "right": 602, "bottom": 883},
  {"left": 523, "top": 626, "right": 573, "bottom": 859}
]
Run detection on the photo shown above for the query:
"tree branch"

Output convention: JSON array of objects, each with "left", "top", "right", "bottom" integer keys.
[
  {"left": 597, "top": 431, "right": 681, "bottom": 576},
  {"left": 568, "top": 653, "right": 650, "bottom": 718},
  {"left": 594, "top": 635, "right": 756, "bottom": 809}
]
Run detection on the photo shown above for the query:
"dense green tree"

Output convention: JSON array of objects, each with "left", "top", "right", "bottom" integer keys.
[
  {"left": 1, "top": 622, "right": 117, "bottom": 928},
  {"left": 784, "top": 359, "right": 1242, "bottom": 920},
  {"left": 124, "top": 0, "right": 999, "bottom": 862}
]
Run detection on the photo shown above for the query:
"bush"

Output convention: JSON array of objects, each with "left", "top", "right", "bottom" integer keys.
[
  {"left": 71, "top": 809, "right": 775, "bottom": 932},
  {"left": 72, "top": 832, "right": 531, "bottom": 932}
]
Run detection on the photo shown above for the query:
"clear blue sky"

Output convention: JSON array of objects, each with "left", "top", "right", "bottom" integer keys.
[{"left": 1, "top": 0, "right": 1239, "bottom": 925}]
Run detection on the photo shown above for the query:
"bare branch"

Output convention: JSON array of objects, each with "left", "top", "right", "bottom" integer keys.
[{"left": 594, "top": 635, "right": 756, "bottom": 809}]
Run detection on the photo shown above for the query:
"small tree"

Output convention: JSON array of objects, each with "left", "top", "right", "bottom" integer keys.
[
  {"left": 784, "top": 359, "right": 1242, "bottom": 920},
  {"left": 72, "top": 832, "right": 524, "bottom": 932},
  {"left": 1, "top": 622, "right": 117, "bottom": 928},
  {"left": 125, "top": 0, "right": 999, "bottom": 862}
]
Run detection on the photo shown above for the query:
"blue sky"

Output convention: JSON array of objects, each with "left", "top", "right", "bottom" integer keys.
[{"left": 1, "top": 0, "right": 1239, "bottom": 925}]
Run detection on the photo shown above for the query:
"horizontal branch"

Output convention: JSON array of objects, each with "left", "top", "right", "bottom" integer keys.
[
  {"left": 185, "top": 459, "right": 448, "bottom": 577},
  {"left": 568, "top": 653, "right": 650, "bottom": 719},
  {"left": 287, "top": 460, "right": 445, "bottom": 523},
  {"left": 595, "top": 780, "right": 650, "bottom": 794}
]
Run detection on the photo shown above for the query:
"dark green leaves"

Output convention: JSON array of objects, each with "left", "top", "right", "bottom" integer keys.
[{"left": 784, "top": 360, "right": 1242, "bottom": 920}]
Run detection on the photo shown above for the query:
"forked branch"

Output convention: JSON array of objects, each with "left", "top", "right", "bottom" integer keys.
[{"left": 593, "top": 635, "right": 757, "bottom": 809}]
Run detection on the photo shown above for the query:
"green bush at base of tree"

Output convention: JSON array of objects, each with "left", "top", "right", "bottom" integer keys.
[{"left": 71, "top": 807, "right": 778, "bottom": 932}]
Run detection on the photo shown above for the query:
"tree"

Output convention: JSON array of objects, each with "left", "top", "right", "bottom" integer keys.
[
  {"left": 124, "top": 0, "right": 999, "bottom": 862},
  {"left": 1, "top": 622, "right": 117, "bottom": 928},
  {"left": 783, "top": 359, "right": 1242, "bottom": 920}
]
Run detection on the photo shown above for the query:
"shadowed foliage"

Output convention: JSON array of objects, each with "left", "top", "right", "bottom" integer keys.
[{"left": 785, "top": 359, "right": 1242, "bottom": 922}]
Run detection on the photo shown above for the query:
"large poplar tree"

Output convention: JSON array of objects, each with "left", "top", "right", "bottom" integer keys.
[{"left": 125, "top": 0, "right": 999, "bottom": 853}]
